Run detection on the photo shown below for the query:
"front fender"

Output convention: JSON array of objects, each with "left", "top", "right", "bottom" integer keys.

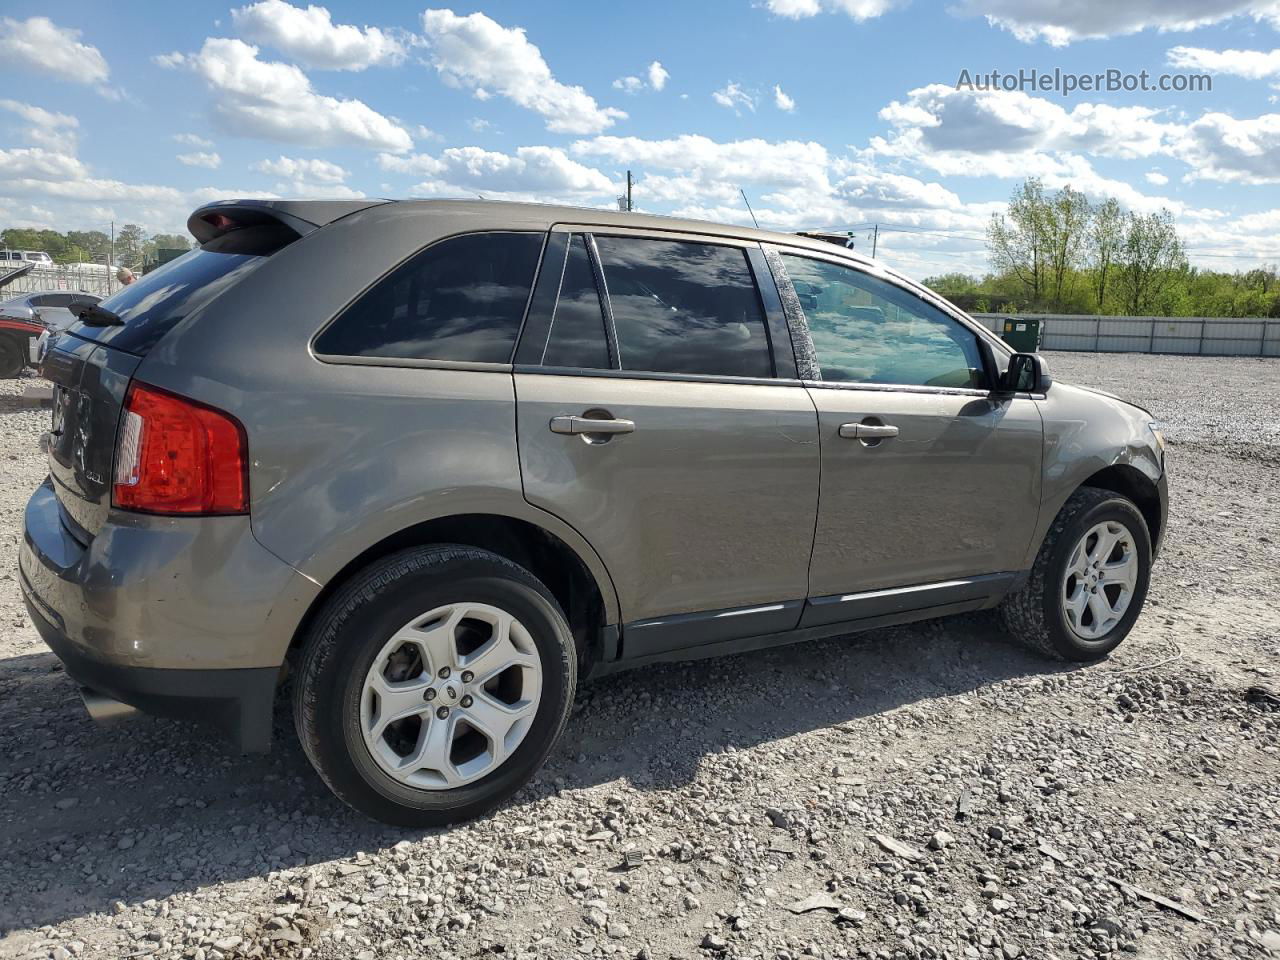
[{"left": 1028, "top": 382, "right": 1164, "bottom": 567}]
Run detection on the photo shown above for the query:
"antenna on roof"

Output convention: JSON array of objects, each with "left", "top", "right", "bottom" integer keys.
[{"left": 740, "top": 189, "right": 759, "bottom": 229}]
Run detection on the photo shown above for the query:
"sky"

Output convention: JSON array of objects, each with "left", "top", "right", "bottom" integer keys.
[{"left": 2, "top": 0, "right": 1280, "bottom": 278}]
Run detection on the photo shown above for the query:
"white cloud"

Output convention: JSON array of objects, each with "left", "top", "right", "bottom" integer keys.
[
  {"left": 615, "top": 60, "right": 670, "bottom": 95},
  {"left": 2, "top": 176, "right": 183, "bottom": 205},
  {"left": 874, "top": 84, "right": 1176, "bottom": 162},
  {"left": 0, "top": 147, "right": 87, "bottom": 181},
  {"left": 572, "top": 134, "right": 1004, "bottom": 275},
  {"left": 0, "top": 99, "right": 78, "bottom": 130},
  {"left": 177, "top": 151, "right": 223, "bottom": 169},
  {"left": 712, "top": 81, "right": 756, "bottom": 113},
  {"left": 231, "top": 0, "right": 405, "bottom": 70},
  {"left": 764, "top": 0, "right": 898, "bottom": 20},
  {"left": 379, "top": 145, "right": 614, "bottom": 201},
  {"left": 1167, "top": 44, "right": 1280, "bottom": 79},
  {"left": 872, "top": 81, "right": 1280, "bottom": 191},
  {"left": 0, "top": 98, "right": 79, "bottom": 152},
  {"left": 420, "top": 9, "right": 626, "bottom": 134},
  {"left": 774, "top": 84, "right": 796, "bottom": 112},
  {"left": 764, "top": 0, "right": 822, "bottom": 16},
  {"left": 167, "top": 37, "right": 413, "bottom": 152},
  {"left": 574, "top": 134, "right": 833, "bottom": 194},
  {"left": 956, "top": 0, "right": 1280, "bottom": 46},
  {"left": 1177, "top": 112, "right": 1280, "bottom": 184},
  {"left": 174, "top": 132, "right": 215, "bottom": 148},
  {"left": 253, "top": 155, "right": 349, "bottom": 182},
  {"left": 469, "top": 117, "right": 491, "bottom": 132},
  {"left": 1146, "top": 171, "right": 1170, "bottom": 185},
  {"left": 248, "top": 156, "right": 360, "bottom": 198},
  {"left": 0, "top": 16, "right": 111, "bottom": 90}
]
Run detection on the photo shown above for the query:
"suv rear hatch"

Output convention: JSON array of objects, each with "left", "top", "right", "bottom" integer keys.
[{"left": 43, "top": 199, "right": 386, "bottom": 539}]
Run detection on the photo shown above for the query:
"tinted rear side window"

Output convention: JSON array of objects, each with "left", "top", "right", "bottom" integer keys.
[
  {"left": 316, "top": 232, "right": 543, "bottom": 364},
  {"left": 72, "top": 245, "right": 270, "bottom": 355},
  {"left": 593, "top": 236, "right": 772, "bottom": 378}
]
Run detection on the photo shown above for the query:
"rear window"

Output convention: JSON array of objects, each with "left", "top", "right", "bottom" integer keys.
[
  {"left": 314, "top": 232, "right": 544, "bottom": 364},
  {"left": 70, "top": 223, "right": 289, "bottom": 355}
]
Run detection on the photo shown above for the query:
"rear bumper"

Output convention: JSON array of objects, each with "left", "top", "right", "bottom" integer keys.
[
  {"left": 19, "top": 477, "right": 320, "bottom": 750},
  {"left": 24, "top": 597, "right": 277, "bottom": 752}
]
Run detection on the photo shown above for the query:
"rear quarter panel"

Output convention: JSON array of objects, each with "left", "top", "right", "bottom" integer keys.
[{"left": 133, "top": 202, "right": 620, "bottom": 623}]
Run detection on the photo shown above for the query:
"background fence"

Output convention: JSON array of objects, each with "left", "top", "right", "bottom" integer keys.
[
  {"left": 972, "top": 313, "right": 1280, "bottom": 357},
  {"left": 1, "top": 265, "right": 116, "bottom": 299}
]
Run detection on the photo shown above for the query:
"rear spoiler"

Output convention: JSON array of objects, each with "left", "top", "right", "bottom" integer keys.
[
  {"left": 186, "top": 199, "right": 391, "bottom": 246},
  {"left": 0, "top": 261, "right": 35, "bottom": 292}
]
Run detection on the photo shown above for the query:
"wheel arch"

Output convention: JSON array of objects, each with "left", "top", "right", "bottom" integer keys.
[
  {"left": 288, "top": 511, "right": 619, "bottom": 672},
  {"left": 1076, "top": 464, "right": 1163, "bottom": 555}
]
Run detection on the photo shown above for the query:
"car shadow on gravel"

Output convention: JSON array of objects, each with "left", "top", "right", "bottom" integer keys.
[{"left": 0, "top": 612, "right": 1077, "bottom": 932}]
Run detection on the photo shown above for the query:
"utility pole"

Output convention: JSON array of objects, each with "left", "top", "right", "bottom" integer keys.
[
  {"left": 626, "top": 170, "right": 633, "bottom": 212},
  {"left": 109, "top": 220, "right": 115, "bottom": 294},
  {"left": 871, "top": 224, "right": 879, "bottom": 258}
]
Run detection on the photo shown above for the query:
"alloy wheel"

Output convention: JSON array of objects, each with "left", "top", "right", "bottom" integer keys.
[
  {"left": 359, "top": 602, "right": 542, "bottom": 789},
  {"left": 1061, "top": 520, "right": 1138, "bottom": 641}
]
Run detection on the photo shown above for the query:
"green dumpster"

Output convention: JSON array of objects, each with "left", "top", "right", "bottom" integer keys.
[{"left": 999, "top": 317, "right": 1042, "bottom": 352}]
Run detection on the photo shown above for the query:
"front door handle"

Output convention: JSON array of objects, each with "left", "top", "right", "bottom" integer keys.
[
  {"left": 550, "top": 415, "right": 636, "bottom": 436},
  {"left": 838, "top": 422, "right": 899, "bottom": 440}
]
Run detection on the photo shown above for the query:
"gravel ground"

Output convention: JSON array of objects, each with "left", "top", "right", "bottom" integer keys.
[{"left": 1, "top": 353, "right": 1278, "bottom": 960}]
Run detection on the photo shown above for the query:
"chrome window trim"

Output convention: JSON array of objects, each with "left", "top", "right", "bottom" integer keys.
[{"left": 313, "top": 353, "right": 513, "bottom": 373}]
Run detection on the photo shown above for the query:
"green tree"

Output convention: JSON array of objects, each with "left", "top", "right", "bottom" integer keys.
[
  {"left": 65, "top": 230, "right": 112, "bottom": 263},
  {"left": 115, "top": 223, "right": 147, "bottom": 270},
  {"left": 921, "top": 273, "right": 981, "bottom": 298},
  {"left": 1087, "top": 198, "right": 1124, "bottom": 313},
  {"left": 144, "top": 232, "right": 192, "bottom": 258},
  {"left": 987, "top": 179, "right": 1049, "bottom": 306},
  {"left": 1043, "top": 185, "right": 1091, "bottom": 309},
  {"left": 1114, "top": 210, "right": 1187, "bottom": 315}
]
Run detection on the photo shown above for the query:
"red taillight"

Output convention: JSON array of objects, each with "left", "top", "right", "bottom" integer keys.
[{"left": 113, "top": 381, "right": 248, "bottom": 515}]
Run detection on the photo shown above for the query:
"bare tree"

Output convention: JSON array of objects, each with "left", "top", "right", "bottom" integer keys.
[
  {"left": 1114, "top": 209, "right": 1187, "bottom": 315},
  {"left": 1088, "top": 198, "right": 1124, "bottom": 312}
]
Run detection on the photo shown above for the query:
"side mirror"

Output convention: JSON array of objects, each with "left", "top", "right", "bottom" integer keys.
[{"left": 999, "top": 352, "right": 1051, "bottom": 394}]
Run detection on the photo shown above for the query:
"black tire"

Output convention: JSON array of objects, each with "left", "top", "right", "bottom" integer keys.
[
  {"left": 0, "top": 337, "right": 24, "bottom": 379},
  {"left": 999, "top": 487, "right": 1152, "bottom": 661},
  {"left": 293, "top": 545, "right": 576, "bottom": 826}
]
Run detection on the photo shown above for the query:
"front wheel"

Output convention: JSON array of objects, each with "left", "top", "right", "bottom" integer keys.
[
  {"left": 1000, "top": 487, "right": 1152, "bottom": 661},
  {"left": 293, "top": 545, "right": 576, "bottom": 826}
]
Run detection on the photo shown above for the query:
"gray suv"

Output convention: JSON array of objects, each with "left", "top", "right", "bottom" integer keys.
[{"left": 20, "top": 199, "right": 1167, "bottom": 825}]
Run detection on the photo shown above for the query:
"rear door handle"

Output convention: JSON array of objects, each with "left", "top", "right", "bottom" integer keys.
[
  {"left": 550, "top": 415, "right": 636, "bottom": 436},
  {"left": 838, "top": 422, "right": 899, "bottom": 440}
]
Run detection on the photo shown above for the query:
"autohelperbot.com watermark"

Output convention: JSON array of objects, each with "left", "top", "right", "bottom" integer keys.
[{"left": 956, "top": 68, "right": 1211, "bottom": 97}]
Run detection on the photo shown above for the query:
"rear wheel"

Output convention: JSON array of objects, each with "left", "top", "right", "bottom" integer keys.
[
  {"left": 0, "top": 336, "right": 24, "bottom": 379},
  {"left": 1000, "top": 487, "right": 1152, "bottom": 661},
  {"left": 293, "top": 545, "right": 576, "bottom": 826}
]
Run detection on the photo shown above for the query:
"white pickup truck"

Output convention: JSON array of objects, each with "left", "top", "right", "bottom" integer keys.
[{"left": 0, "top": 250, "right": 54, "bottom": 268}]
